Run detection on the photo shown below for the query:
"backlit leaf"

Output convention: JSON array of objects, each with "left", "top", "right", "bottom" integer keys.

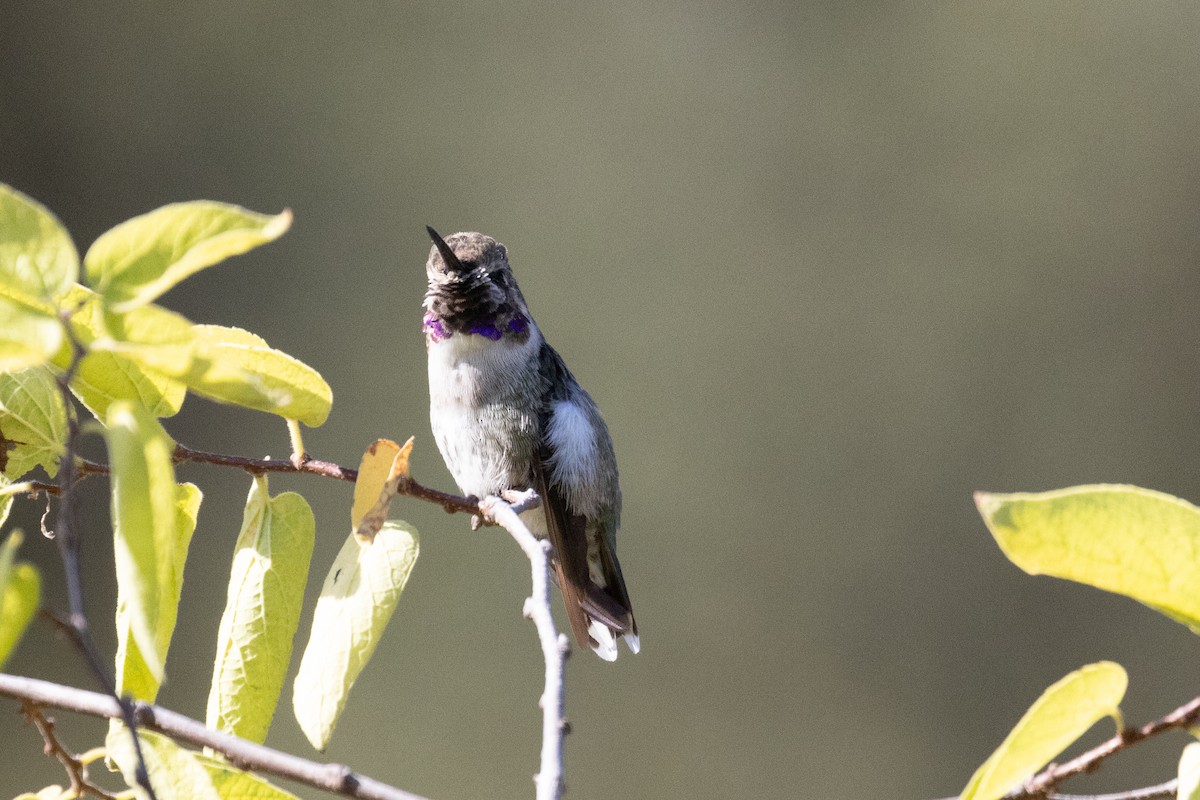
[
  {"left": 977, "top": 485, "right": 1200, "bottom": 632},
  {"left": 0, "top": 530, "right": 40, "bottom": 669},
  {"left": 960, "top": 662, "right": 1126, "bottom": 800},
  {"left": 107, "top": 727, "right": 220, "bottom": 800},
  {"left": 0, "top": 481, "right": 11, "bottom": 532},
  {"left": 106, "top": 402, "right": 179, "bottom": 682},
  {"left": 1180, "top": 742, "right": 1200, "bottom": 800},
  {"left": 207, "top": 475, "right": 314, "bottom": 744},
  {"left": 292, "top": 522, "right": 419, "bottom": 750},
  {"left": 0, "top": 299, "right": 62, "bottom": 374},
  {"left": 0, "top": 183, "right": 78, "bottom": 300},
  {"left": 92, "top": 302, "right": 196, "bottom": 378},
  {"left": 351, "top": 437, "right": 412, "bottom": 541},
  {"left": 182, "top": 325, "right": 331, "bottom": 427},
  {"left": 85, "top": 201, "right": 291, "bottom": 312},
  {"left": 0, "top": 366, "right": 66, "bottom": 479},
  {"left": 115, "top": 483, "right": 201, "bottom": 703},
  {"left": 70, "top": 350, "right": 188, "bottom": 419},
  {"left": 193, "top": 748, "right": 302, "bottom": 799},
  {"left": 60, "top": 286, "right": 186, "bottom": 418}
]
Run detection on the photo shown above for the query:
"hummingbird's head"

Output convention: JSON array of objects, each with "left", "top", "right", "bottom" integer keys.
[{"left": 423, "top": 227, "right": 531, "bottom": 341}]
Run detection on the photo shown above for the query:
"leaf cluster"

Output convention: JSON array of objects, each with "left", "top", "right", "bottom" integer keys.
[{"left": 0, "top": 184, "right": 420, "bottom": 799}]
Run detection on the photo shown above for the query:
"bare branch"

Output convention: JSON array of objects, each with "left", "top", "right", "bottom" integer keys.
[
  {"left": 480, "top": 491, "right": 567, "bottom": 800},
  {"left": 22, "top": 701, "right": 119, "bottom": 799},
  {"left": 0, "top": 673, "right": 430, "bottom": 800},
  {"left": 1051, "top": 780, "right": 1178, "bottom": 800},
  {"left": 1018, "top": 695, "right": 1200, "bottom": 797},
  {"left": 19, "top": 442, "right": 484, "bottom": 518}
]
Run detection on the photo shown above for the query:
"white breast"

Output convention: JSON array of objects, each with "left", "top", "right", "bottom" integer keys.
[{"left": 427, "top": 328, "right": 542, "bottom": 497}]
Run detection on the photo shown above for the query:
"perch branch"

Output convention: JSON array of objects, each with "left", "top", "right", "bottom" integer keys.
[
  {"left": 0, "top": 673, "right": 430, "bottom": 800},
  {"left": 480, "top": 491, "right": 567, "bottom": 800}
]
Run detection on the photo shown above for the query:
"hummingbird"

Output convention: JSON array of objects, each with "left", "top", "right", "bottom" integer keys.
[{"left": 422, "top": 226, "right": 638, "bottom": 661}]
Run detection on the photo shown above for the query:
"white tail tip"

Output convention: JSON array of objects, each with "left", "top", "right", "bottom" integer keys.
[
  {"left": 588, "top": 618, "right": 640, "bottom": 660},
  {"left": 588, "top": 618, "right": 619, "bottom": 661}
]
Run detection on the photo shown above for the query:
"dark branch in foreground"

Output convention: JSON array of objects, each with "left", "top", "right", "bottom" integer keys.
[{"left": 0, "top": 674, "right": 430, "bottom": 800}]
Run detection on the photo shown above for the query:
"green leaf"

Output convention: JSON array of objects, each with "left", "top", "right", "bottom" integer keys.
[
  {"left": 1180, "top": 742, "right": 1200, "bottom": 800},
  {"left": 92, "top": 302, "right": 196, "bottom": 378},
  {"left": 960, "top": 662, "right": 1127, "bottom": 800},
  {"left": 106, "top": 727, "right": 220, "bottom": 800},
  {"left": 0, "top": 533, "right": 40, "bottom": 669},
  {"left": 71, "top": 350, "right": 188, "bottom": 419},
  {"left": 0, "top": 299, "right": 62, "bottom": 374},
  {"left": 85, "top": 201, "right": 292, "bottom": 312},
  {"left": 0, "top": 183, "right": 78, "bottom": 301},
  {"left": 57, "top": 286, "right": 188, "bottom": 419},
  {"left": 0, "top": 529, "right": 24, "bottom": 602},
  {"left": 115, "top": 483, "right": 202, "bottom": 703},
  {"left": 182, "top": 325, "right": 331, "bottom": 427},
  {"left": 0, "top": 366, "right": 67, "bottom": 479},
  {"left": 292, "top": 522, "right": 419, "bottom": 750},
  {"left": 192, "top": 753, "right": 301, "bottom": 800},
  {"left": 13, "top": 786, "right": 68, "bottom": 800},
  {"left": 106, "top": 401, "right": 179, "bottom": 682},
  {"left": 207, "top": 476, "right": 314, "bottom": 744},
  {"left": 0, "top": 563, "right": 40, "bottom": 669},
  {"left": 976, "top": 485, "right": 1200, "bottom": 632},
  {"left": 0, "top": 484, "right": 11, "bottom": 533}
]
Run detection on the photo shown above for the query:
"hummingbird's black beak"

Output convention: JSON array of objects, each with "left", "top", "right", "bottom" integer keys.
[{"left": 426, "top": 226, "right": 468, "bottom": 274}]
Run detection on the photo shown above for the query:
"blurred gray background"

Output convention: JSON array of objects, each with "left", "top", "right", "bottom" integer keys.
[{"left": 3, "top": 3, "right": 1200, "bottom": 798}]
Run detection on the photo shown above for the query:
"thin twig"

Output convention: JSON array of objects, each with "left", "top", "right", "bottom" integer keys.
[
  {"left": 0, "top": 673, "right": 430, "bottom": 800},
  {"left": 18, "top": 443, "right": 482, "bottom": 517},
  {"left": 930, "top": 783, "right": 1179, "bottom": 800},
  {"left": 1018, "top": 695, "right": 1200, "bottom": 797},
  {"left": 480, "top": 491, "right": 567, "bottom": 800},
  {"left": 1051, "top": 781, "right": 1178, "bottom": 800},
  {"left": 931, "top": 695, "right": 1200, "bottom": 800},
  {"left": 22, "top": 701, "right": 119, "bottom": 799}
]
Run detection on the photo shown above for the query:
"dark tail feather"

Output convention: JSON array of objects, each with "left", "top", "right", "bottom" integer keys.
[{"left": 533, "top": 457, "right": 593, "bottom": 649}]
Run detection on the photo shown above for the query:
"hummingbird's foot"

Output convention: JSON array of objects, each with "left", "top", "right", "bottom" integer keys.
[{"left": 500, "top": 488, "right": 541, "bottom": 514}]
